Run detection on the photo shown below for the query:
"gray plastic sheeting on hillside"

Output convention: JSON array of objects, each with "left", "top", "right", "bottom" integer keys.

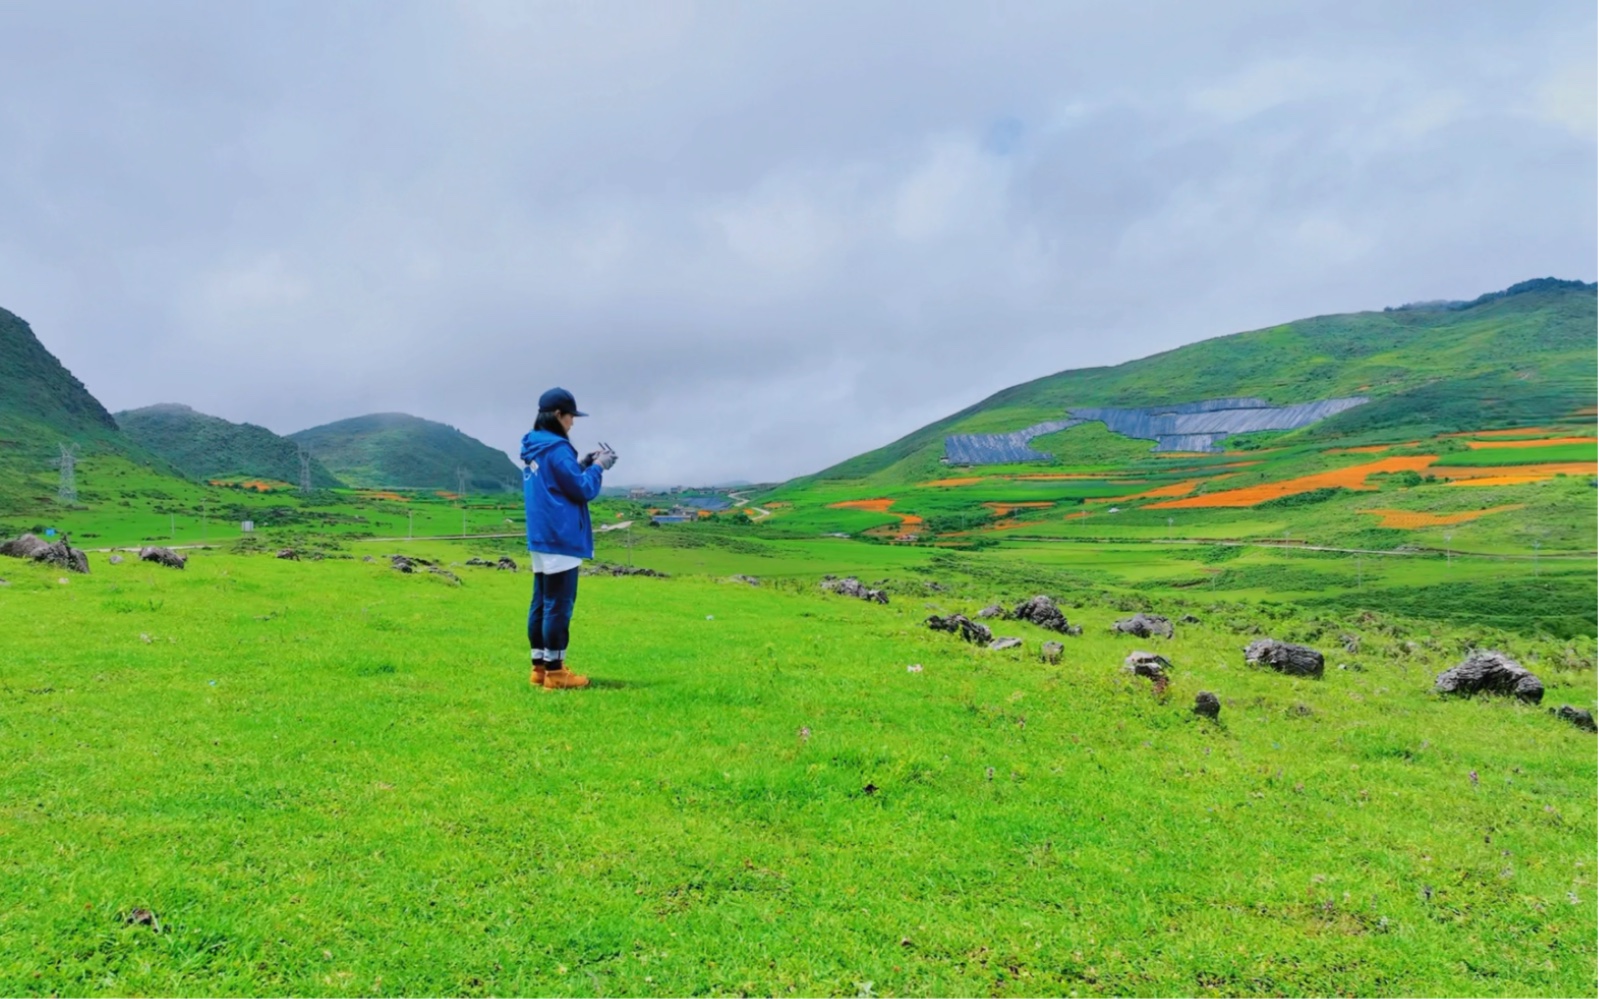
[
  {"left": 1070, "top": 397, "right": 1369, "bottom": 452},
  {"left": 943, "top": 396, "right": 1369, "bottom": 464},
  {"left": 942, "top": 419, "right": 1082, "bottom": 465}
]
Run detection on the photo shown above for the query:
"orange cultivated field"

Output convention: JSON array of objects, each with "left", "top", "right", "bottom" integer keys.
[
  {"left": 1434, "top": 462, "right": 1596, "bottom": 483},
  {"left": 1359, "top": 504, "right": 1525, "bottom": 529},
  {"left": 828, "top": 498, "right": 897, "bottom": 513},
  {"left": 1148, "top": 455, "right": 1438, "bottom": 509}
]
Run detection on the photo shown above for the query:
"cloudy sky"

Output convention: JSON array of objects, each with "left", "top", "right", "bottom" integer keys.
[{"left": 1, "top": 1, "right": 1593, "bottom": 484}]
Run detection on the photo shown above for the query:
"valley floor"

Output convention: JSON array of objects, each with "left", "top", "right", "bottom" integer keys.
[{"left": 1, "top": 542, "right": 1595, "bottom": 996}]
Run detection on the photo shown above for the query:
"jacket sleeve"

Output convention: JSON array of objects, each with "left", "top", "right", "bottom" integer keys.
[{"left": 545, "top": 444, "right": 604, "bottom": 503}]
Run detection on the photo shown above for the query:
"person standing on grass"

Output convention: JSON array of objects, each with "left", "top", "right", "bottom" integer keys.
[{"left": 520, "top": 387, "right": 617, "bottom": 691}]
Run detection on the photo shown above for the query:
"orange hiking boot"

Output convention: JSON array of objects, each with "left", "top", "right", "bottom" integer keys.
[
  {"left": 542, "top": 667, "right": 590, "bottom": 690},
  {"left": 530, "top": 662, "right": 548, "bottom": 686}
]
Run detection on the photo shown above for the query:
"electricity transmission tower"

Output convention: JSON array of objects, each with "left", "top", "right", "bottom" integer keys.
[
  {"left": 54, "top": 443, "right": 78, "bottom": 503},
  {"left": 456, "top": 467, "right": 469, "bottom": 536},
  {"left": 297, "top": 445, "right": 313, "bottom": 494}
]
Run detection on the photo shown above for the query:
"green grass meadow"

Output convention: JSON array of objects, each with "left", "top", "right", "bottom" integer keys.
[{"left": 2, "top": 544, "right": 1595, "bottom": 996}]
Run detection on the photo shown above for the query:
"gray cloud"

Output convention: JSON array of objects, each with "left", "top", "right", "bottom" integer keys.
[{"left": 1, "top": 0, "right": 1593, "bottom": 484}]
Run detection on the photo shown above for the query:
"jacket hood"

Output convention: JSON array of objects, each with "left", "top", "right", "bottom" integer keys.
[{"left": 519, "top": 429, "right": 572, "bottom": 465}]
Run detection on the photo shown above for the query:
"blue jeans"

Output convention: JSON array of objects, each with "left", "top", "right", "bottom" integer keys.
[{"left": 528, "top": 568, "right": 579, "bottom": 663}]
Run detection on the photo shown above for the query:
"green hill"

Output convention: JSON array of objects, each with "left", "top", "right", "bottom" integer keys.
[
  {"left": 756, "top": 280, "right": 1596, "bottom": 634},
  {"left": 289, "top": 413, "right": 521, "bottom": 493},
  {"left": 0, "top": 306, "right": 177, "bottom": 515},
  {"left": 115, "top": 404, "right": 344, "bottom": 488},
  {"left": 810, "top": 278, "right": 1596, "bottom": 484}
]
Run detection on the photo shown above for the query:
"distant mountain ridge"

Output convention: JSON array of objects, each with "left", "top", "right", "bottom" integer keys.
[
  {"left": 289, "top": 413, "right": 521, "bottom": 493},
  {"left": 804, "top": 277, "right": 1597, "bottom": 483},
  {"left": 116, "top": 404, "right": 344, "bottom": 488}
]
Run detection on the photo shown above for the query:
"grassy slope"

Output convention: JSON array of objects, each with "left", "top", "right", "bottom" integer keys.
[
  {"left": 0, "top": 307, "right": 182, "bottom": 515},
  {"left": 0, "top": 547, "right": 1593, "bottom": 996},
  {"left": 289, "top": 414, "right": 521, "bottom": 494},
  {"left": 116, "top": 404, "right": 345, "bottom": 489},
  {"left": 804, "top": 281, "right": 1596, "bottom": 485}
]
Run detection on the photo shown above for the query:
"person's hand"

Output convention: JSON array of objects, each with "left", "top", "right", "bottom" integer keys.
[
  {"left": 579, "top": 451, "right": 598, "bottom": 468},
  {"left": 594, "top": 443, "right": 618, "bottom": 470}
]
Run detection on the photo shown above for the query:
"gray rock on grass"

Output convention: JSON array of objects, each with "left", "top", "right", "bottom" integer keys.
[
  {"left": 1040, "top": 641, "right": 1064, "bottom": 664},
  {"left": 1012, "top": 595, "right": 1070, "bottom": 632},
  {"left": 1551, "top": 705, "right": 1597, "bottom": 733},
  {"left": 1124, "top": 650, "right": 1172, "bottom": 680},
  {"left": 989, "top": 637, "right": 1023, "bottom": 651},
  {"left": 1244, "top": 638, "right": 1325, "bottom": 679},
  {"left": 821, "top": 576, "right": 889, "bottom": 604},
  {"left": 276, "top": 548, "right": 299, "bottom": 560},
  {"left": 1, "top": 533, "right": 89, "bottom": 573},
  {"left": 1193, "top": 691, "right": 1221, "bottom": 719},
  {"left": 976, "top": 603, "right": 1006, "bottom": 619},
  {"left": 138, "top": 546, "right": 186, "bottom": 570},
  {"left": 1435, "top": 650, "right": 1543, "bottom": 704},
  {"left": 926, "top": 614, "right": 993, "bottom": 645},
  {"left": 0, "top": 533, "right": 50, "bottom": 559},
  {"left": 1114, "top": 613, "right": 1174, "bottom": 639},
  {"left": 107, "top": 554, "right": 124, "bottom": 564}
]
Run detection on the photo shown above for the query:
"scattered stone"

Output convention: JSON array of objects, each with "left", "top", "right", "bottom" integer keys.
[
  {"left": 1179, "top": 614, "right": 1202, "bottom": 625},
  {"left": 1114, "top": 613, "right": 1174, "bottom": 639},
  {"left": 2, "top": 533, "right": 89, "bottom": 573},
  {"left": 989, "top": 637, "right": 1023, "bottom": 651},
  {"left": 107, "top": 554, "right": 124, "bottom": 564},
  {"left": 1337, "top": 662, "right": 1366, "bottom": 672},
  {"left": 0, "top": 533, "right": 51, "bottom": 559},
  {"left": 1039, "top": 641, "right": 1064, "bottom": 664},
  {"left": 1435, "top": 650, "right": 1543, "bottom": 704},
  {"left": 1123, "top": 650, "right": 1172, "bottom": 680},
  {"left": 390, "top": 554, "right": 421, "bottom": 573},
  {"left": 138, "top": 546, "right": 186, "bottom": 570},
  {"left": 1244, "top": 638, "right": 1325, "bottom": 679},
  {"left": 1066, "top": 624, "right": 1083, "bottom": 636},
  {"left": 1193, "top": 691, "right": 1221, "bottom": 719},
  {"left": 1012, "top": 594, "right": 1070, "bottom": 632},
  {"left": 363, "top": 555, "right": 375, "bottom": 563},
  {"left": 496, "top": 556, "right": 518, "bottom": 571},
  {"left": 1551, "top": 705, "right": 1597, "bottom": 733},
  {"left": 925, "top": 614, "right": 993, "bottom": 645},
  {"left": 464, "top": 557, "right": 493, "bottom": 567},
  {"left": 276, "top": 548, "right": 300, "bottom": 561},
  {"left": 976, "top": 603, "right": 1006, "bottom": 620},
  {"left": 1287, "top": 701, "right": 1315, "bottom": 717},
  {"left": 123, "top": 907, "right": 161, "bottom": 931},
  {"left": 585, "top": 562, "right": 669, "bottom": 577},
  {"left": 729, "top": 574, "right": 760, "bottom": 586},
  {"left": 427, "top": 566, "right": 461, "bottom": 585},
  {"left": 821, "top": 576, "right": 888, "bottom": 604},
  {"left": 1340, "top": 632, "right": 1361, "bottom": 653}
]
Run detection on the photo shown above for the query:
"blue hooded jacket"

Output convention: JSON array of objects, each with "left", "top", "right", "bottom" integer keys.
[{"left": 520, "top": 429, "right": 604, "bottom": 559}]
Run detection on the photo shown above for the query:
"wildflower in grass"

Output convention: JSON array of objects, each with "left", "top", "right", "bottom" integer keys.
[
  {"left": 798, "top": 726, "right": 811, "bottom": 743},
  {"left": 1469, "top": 770, "right": 1479, "bottom": 785},
  {"left": 906, "top": 663, "right": 923, "bottom": 673},
  {"left": 985, "top": 766, "right": 995, "bottom": 780}
]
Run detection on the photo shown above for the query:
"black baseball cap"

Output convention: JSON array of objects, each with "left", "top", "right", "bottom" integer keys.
[{"left": 538, "top": 387, "right": 587, "bottom": 417}]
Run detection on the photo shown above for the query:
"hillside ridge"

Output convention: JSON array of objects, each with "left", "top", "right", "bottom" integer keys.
[
  {"left": 116, "top": 403, "right": 344, "bottom": 488},
  {"left": 289, "top": 412, "right": 521, "bottom": 493},
  {"left": 802, "top": 278, "right": 1596, "bottom": 483}
]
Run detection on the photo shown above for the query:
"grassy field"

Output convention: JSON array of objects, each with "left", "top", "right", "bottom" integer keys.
[{"left": 1, "top": 544, "right": 1595, "bottom": 996}]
